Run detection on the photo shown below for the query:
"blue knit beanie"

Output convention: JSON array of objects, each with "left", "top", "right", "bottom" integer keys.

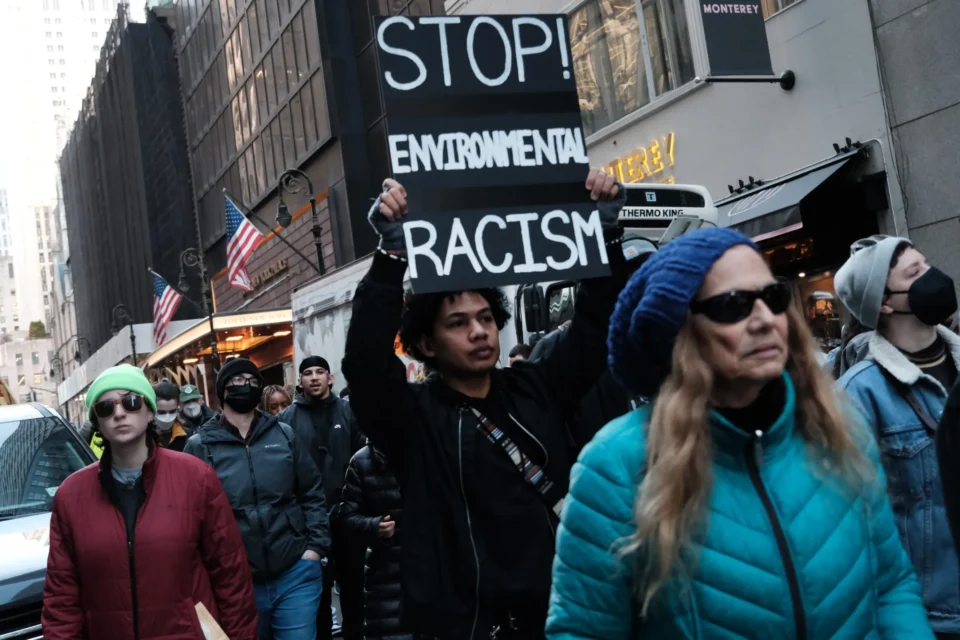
[{"left": 608, "top": 228, "right": 758, "bottom": 397}]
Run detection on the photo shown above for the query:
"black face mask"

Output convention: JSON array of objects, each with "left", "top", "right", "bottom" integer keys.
[
  {"left": 223, "top": 383, "right": 263, "bottom": 414},
  {"left": 888, "top": 267, "right": 958, "bottom": 326}
]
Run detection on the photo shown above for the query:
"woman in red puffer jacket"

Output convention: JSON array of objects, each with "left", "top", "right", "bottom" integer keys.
[{"left": 42, "top": 365, "right": 258, "bottom": 640}]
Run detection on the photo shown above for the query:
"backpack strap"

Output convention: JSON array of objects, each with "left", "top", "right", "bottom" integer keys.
[{"left": 878, "top": 366, "right": 939, "bottom": 433}]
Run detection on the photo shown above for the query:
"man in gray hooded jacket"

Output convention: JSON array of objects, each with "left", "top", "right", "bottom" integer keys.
[{"left": 280, "top": 355, "right": 364, "bottom": 640}]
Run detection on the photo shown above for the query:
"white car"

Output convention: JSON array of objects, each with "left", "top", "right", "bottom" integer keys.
[{"left": 0, "top": 403, "right": 95, "bottom": 639}]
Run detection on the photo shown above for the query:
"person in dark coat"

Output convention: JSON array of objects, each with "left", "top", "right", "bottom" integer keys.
[
  {"left": 279, "top": 355, "right": 365, "bottom": 639},
  {"left": 43, "top": 365, "right": 257, "bottom": 640},
  {"left": 184, "top": 358, "right": 330, "bottom": 640},
  {"left": 338, "top": 444, "right": 410, "bottom": 640},
  {"left": 343, "top": 171, "right": 628, "bottom": 639},
  {"left": 153, "top": 379, "right": 193, "bottom": 452},
  {"left": 938, "top": 380, "right": 960, "bottom": 559},
  {"left": 179, "top": 383, "right": 218, "bottom": 431}
]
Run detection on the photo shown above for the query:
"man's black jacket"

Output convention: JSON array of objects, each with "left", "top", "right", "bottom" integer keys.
[
  {"left": 279, "top": 393, "right": 363, "bottom": 507},
  {"left": 342, "top": 241, "right": 628, "bottom": 636},
  {"left": 338, "top": 445, "right": 408, "bottom": 639},
  {"left": 183, "top": 412, "right": 331, "bottom": 581}
]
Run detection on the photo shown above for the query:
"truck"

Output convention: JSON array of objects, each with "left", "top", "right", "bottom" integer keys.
[{"left": 290, "top": 183, "right": 718, "bottom": 384}]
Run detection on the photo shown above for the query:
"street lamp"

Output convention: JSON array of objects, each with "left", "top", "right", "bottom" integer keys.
[
  {"left": 74, "top": 336, "right": 91, "bottom": 363},
  {"left": 111, "top": 303, "right": 136, "bottom": 366},
  {"left": 178, "top": 247, "right": 220, "bottom": 367},
  {"left": 50, "top": 356, "right": 63, "bottom": 381},
  {"left": 277, "top": 168, "right": 325, "bottom": 275}
]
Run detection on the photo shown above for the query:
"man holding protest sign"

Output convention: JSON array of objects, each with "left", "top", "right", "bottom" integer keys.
[{"left": 342, "top": 168, "right": 627, "bottom": 639}]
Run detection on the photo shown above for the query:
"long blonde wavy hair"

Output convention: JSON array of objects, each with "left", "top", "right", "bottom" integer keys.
[{"left": 628, "top": 299, "right": 873, "bottom": 615}]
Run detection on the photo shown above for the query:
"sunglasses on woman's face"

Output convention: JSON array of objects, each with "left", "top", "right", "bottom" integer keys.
[
  {"left": 93, "top": 394, "right": 144, "bottom": 419},
  {"left": 690, "top": 281, "right": 792, "bottom": 324}
]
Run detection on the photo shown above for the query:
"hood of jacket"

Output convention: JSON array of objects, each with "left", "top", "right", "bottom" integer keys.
[{"left": 292, "top": 391, "right": 340, "bottom": 409}]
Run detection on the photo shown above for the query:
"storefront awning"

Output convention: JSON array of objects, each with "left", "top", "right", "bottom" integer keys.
[
  {"left": 144, "top": 308, "right": 293, "bottom": 369},
  {"left": 717, "top": 149, "right": 863, "bottom": 242}
]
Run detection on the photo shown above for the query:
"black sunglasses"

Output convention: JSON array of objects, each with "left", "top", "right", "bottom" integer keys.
[
  {"left": 93, "top": 394, "right": 144, "bottom": 419},
  {"left": 690, "top": 281, "right": 792, "bottom": 324}
]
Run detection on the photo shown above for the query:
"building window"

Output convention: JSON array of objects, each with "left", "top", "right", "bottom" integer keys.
[
  {"left": 33, "top": 374, "right": 43, "bottom": 384},
  {"left": 761, "top": 0, "right": 800, "bottom": 17},
  {"left": 569, "top": 0, "right": 695, "bottom": 138},
  {"left": 32, "top": 352, "right": 39, "bottom": 365},
  {"left": 45, "top": 31, "right": 51, "bottom": 37},
  {"left": 15, "top": 354, "right": 22, "bottom": 367}
]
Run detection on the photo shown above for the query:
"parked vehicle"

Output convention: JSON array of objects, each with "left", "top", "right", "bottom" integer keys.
[{"left": 0, "top": 403, "right": 95, "bottom": 640}]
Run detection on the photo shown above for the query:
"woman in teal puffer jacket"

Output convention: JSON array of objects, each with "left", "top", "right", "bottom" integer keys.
[{"left": 547, "top": 229, "right": 932, "bottom": 639}]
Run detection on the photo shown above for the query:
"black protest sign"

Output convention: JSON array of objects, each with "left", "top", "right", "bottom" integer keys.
[
  {"left": 374, "top": 14, "right": 611, "bottom": 293},
  {"left": 700, "top": 2, "right": 773, "bottom": 76}
]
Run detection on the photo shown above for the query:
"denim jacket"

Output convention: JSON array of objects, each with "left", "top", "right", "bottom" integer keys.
[{"left": 838, "top": 326, "right": 960, "bottom": 633}]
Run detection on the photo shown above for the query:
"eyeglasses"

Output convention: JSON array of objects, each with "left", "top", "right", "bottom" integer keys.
[
  {"left": 227, "top": 375, "right": 261, "bottom": 388},
  {"left": 690, "top": 281, "right": 792, "bottom": 324},
  {"left": 93, "top": 394, "right": 144, "bottom": 419}
]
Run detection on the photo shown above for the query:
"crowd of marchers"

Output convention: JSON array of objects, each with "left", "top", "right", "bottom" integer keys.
[{"left": 38, "top": 169, "right": 960, "bottom": 640}]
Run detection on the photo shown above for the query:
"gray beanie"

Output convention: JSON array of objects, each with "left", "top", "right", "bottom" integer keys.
[{"left": 835, "top": 235, "right": 911, "bottom": 330}]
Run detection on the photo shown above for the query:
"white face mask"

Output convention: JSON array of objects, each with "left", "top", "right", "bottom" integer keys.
[
  {"left": 155, "top": 413, "right": 177, "bottom": 430},
  {"left": 182, "top": 403, "right": 202, "bottom": 419}
]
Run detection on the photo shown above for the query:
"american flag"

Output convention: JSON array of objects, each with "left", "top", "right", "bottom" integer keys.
[
  {"left": 225, "top": 194, "right": 262, "bottom": 292},
  {"left": 151, "top": 270, "right": 182, "bottom": 346}
]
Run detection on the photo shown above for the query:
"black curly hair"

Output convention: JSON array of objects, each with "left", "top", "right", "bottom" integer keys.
[{"left": 399, "top": 287, "right": 511, "bottom": 368}]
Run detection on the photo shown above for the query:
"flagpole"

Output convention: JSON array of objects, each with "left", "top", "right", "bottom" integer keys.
[
  {"left": 150, "top": 268, "right": 204, "bottom": 316},
  {"left": 150, "top": 267, "right": 221, "bottom": 369},
  {"left": 224, "top": 188, "right": 321, "bottom": 275}
]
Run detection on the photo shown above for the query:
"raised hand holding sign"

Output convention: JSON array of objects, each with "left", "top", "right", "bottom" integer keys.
[{"left": 374, "top": 14, "right": 618, "bottom": 293}]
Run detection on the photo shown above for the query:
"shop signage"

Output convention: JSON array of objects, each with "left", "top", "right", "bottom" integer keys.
[
  {"left": 605, "top": 132, "right": 676, "bottom": 185},
  {"left": 700, "top": 1, "right": 773, "bottom": 76},
  {"left": 252, "top": 258, "right": 289, "bottom": 290},
  {"left": 374, "top": 14, "right": 609, "bottom": 293}
]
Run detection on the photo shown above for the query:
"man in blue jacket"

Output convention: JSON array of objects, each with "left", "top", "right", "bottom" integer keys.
[{"left": 837, "top": 235, "right": 960, "bottom": 638}]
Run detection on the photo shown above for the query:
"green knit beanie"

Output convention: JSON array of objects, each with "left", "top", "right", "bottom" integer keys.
[{"left": 86, "top": 364, "right": 157, "bottom": 420}]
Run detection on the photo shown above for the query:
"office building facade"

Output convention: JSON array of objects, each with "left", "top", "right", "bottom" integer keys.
[
  {"left": 60, "top": 6, "right": 199, "bottom": 352},
  {"left": 176, "top": 0, "right": 446, "bottom": 316}
]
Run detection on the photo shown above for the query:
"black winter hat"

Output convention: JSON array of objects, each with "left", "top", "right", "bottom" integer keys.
[
  {"left": 216, "top": 358, "right": 263, "bottom": 402},
  {"left": 299, "top": 356, "right": 330, "bottom": 375}
]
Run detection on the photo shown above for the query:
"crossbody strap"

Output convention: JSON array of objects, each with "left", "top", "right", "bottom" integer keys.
[
  {"left": 878, "top": 366, "right": 939, "bottom": 433},
  {"left": 469, "top": 407, "right": 564, "bottom": 517}
]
